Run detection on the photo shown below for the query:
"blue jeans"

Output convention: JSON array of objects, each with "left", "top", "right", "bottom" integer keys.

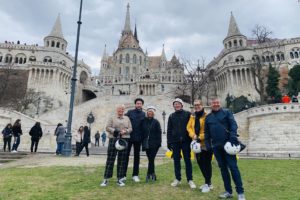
[
  {"left": 56, "top": 142, "right": 64, "bottom": 155},
  {"left": 213, "top": 146, "right": 244, "bottom": 194},
  {"left": 172, "top": 140, "right": 193, "bottom": 181},
  {"left": 12, "top": 136, "right": 21, "bottom": 151}
]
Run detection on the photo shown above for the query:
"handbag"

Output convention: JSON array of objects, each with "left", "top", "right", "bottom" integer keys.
[{"left": 211, "top": 112, "right": 246, "bottom": 153}]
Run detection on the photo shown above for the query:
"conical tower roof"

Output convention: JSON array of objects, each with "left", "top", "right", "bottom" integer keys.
[
  {"left": 226, "top": 12, "right": 242, "bottom": 38},
  {"left": 122, "top": 3, "right": 132, "bottom": 35},
  {"left": 48, "top": 14, "right": 65, "bottom": 39}
]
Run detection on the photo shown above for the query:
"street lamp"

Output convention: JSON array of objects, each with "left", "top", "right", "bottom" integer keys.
[
  {"left": 87, "top": 112, "right": 95, "bottom": 130},
  {"left": 62, "top": 0, "right": 84, "bottom": 156},
  {"left": 162, "top": 110, "right": 166, "bottom": 134},
  {"left": 36, "top": 97, "right": 41, "bottom": 116}
]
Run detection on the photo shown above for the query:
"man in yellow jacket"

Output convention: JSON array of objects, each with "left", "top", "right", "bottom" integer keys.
[{"left": 187, "top": 100, "right": 213, "bottom": 193}]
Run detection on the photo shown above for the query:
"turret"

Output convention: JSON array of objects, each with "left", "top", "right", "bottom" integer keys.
[
  {"left": 44, "top": 14, "right": 68, "bottom": 52},
  {"left": 223, "top": 12, "right": 247, "bottom": 50}
]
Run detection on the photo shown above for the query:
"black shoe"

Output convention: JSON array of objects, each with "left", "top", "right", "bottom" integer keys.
[
  {"left": 146, "top": 174, "right": 150, "bottom": 183},
  {"left": 151, "top": 174, "right": 157, "bottom": 181}
]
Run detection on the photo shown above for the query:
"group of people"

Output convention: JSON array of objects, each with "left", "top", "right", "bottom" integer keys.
[
  {"left": 2, "top": 119, "right": 43, "bottom": 153},
  {"left": 99, "top": 97, "right": 246, "bottom": 200},
  {"left": 94, "top": 130, "right": 107, "bottom": 147}
]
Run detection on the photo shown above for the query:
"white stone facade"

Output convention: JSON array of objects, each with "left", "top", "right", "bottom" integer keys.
[
  {"left": 98, "top": 4, "right": 184, "bottom": 97},
  {"left": 0, "top": 15, "right": 93, "bottom": 109},
  {"left": 207, "top": 13, "right": 300, "bottom": 103}
]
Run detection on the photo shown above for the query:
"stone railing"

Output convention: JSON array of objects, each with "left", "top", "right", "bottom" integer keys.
[{"left": 246, "top": 103, "right": 300, "bottom": 118}]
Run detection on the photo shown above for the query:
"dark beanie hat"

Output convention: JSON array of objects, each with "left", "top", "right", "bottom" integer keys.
[{"left": 134, "top": 98, "right": 144, "bottom": 105}]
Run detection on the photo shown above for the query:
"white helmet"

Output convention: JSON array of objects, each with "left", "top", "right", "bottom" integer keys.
[
  {"left": 115, "top": 139, "right": 128, "bottom": 151},
  {"left": 190, "top": 140, "right": 201, "bottom": 153},
  {"left": 224, "top": 141, "right": 241, "bottom": 155},
  {"left": 173, "top": 98, "right": 184, "bottom": 106}
]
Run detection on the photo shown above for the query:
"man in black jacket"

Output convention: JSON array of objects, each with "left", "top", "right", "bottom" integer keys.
[
  {"left": 205, "top": 98, "right": 246, "bottom": 200},
  {"left": 167, "top": 98, "right": 196, "bottom": 189},
  {"left": 124, "top": 98, "right": 145, "bottom": 182},
  {"left": 29, "top": 122, "right": 43, "bottom": 153}
]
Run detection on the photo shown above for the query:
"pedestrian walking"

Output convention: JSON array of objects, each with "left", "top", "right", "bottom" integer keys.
[
  {"left": 29, "top": 122, "right": 43, "bottom": 153},
  {"left": 2, "top": 123, "right": 13, "bottom": 152},
  {"left": 11, "top": 119, "right": 22, "bottom": 153}
]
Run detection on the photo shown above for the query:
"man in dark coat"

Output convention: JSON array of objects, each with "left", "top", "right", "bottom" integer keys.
[
  {"left": 124, "top": 98, "right": 145, "bottom": 182},
  {"left": 29, "top": 122, "right": 43, "bottom": 152},
  {"left": 167, "top": 98, "right": 196, "bottom": 189},
  {"left": 205, "top": 98, "right": 246, "bottom": 200}
]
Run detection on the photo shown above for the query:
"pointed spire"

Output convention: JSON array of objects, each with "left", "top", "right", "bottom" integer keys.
[
  {"left": 123, "top": 3, "right": 131, "bottom": 34},
  {"left": 102, "top": 44, "right": 108, "bottom": 61},
  {"left": 134, "top": 23, "right": 139, "bottom": 43},
  {"left": 48, "top": 14, "right": 64, "bottom": 38},
  {"left": 161, "top": 44, "right": 166, "bottom": 60},
  {"left": 226, "top": 12, "right": 242, "bottom": 37}
]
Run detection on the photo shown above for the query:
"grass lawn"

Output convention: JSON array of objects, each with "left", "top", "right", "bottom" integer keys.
[{"left": 0, "top": 158, "right": 299, "bottom": 200}]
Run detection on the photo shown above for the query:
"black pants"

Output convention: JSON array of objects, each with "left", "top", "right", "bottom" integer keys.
[
  {"left": 104, "top": 138, "right": 128, "bottom": 179},
  {"left": 196, "top": 149, "right": 213, "bottom": 185},
  {"left": 95, "top": 139, "right": 99, "bottom": 146},
  {"left": 30, "top": 138, "right": 40, "bottom": 152},
  {"left": 146, "top": 147, "right": 159, "bottom": 175},
  {"left": 3, "top": 137, "right": 12, "bottom": 152},
  {"left": 78, "top": 143, "right": 89, "bottom": 156},
  {"left": 124, "top": 141, "right": 141, "bottom": 177},
  {"left": 75, "top": 142, "right": 81, "bottom": 155},
  {"left": 172, "top": 140, "right": 193, "bottom": 181}
]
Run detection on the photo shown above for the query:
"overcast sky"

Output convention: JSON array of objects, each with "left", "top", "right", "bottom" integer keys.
[{"left": 1, "top": 0, "right": 300, "bottom": 74}]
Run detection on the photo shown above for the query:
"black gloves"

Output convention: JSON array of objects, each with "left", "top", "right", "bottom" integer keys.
[
  {"left": 230, "top": 136, "right": 239, "bottom": 146},
  {"left": 167, "top": 143, "right": 173, "bottom": 151},
  {"left": 113, "top": 129, "right": 120, "bottom": 137}
]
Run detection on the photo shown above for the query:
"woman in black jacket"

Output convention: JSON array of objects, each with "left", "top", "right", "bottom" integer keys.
[
  {"left": 141, "top": 106, "right": 162, "bottom": 182},
  {"left": 29, "top": 122, "right": 43, "bottom": 152},
  {"left": 2, "top": 123, "right": 13, "bottom": 152},
  {"left": 77, "top": 126, "right": 91, "bottom": 157},
  {"left": 11, "top": 119, "right": 22, "bottom": 153}
]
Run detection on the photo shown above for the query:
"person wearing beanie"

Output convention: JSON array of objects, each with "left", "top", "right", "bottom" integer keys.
[
  {"left": 167, "top": 98, "right": 196, "bottom": 189},
  {"left": 124, "top": 98, "right": 146, "bottom": 183},
  {"left": 187, "top": 100, "right": 213, "bottom": 193},
  {"left": 141, "top": 106, "right": 162, "bottom": 182}
]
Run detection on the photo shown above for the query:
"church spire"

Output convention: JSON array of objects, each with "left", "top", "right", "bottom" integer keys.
[
  {"left": 134, "top": 23, "right": 139, "bottom": 43},
  {"left": 102, "top": 44, "right": 108, "bottom": 60},
  {"left": 161, "top": 44, "right": 166, "bottom": 60},
  {"left": 122, "top": 3, "right": 132, "bottom": 35},
  {"left": 226, "top": 12, "right": 242, "bottom": 37},
  {"left": 48, "top": 14, "right": 65, "bottom": 39}
]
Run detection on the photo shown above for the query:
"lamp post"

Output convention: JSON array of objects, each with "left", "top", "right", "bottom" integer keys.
[
  {"left": 62, "top": 0, "right": 84, "bottom": 156},
  {"left": 162, "top": 110, "right": 166, "bottom": 134},
  {"left": 36, "top": 97, "right": 41, "bottom": 116}
]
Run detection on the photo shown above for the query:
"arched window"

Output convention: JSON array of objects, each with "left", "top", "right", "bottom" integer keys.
[
  {"left": 295, "top": 52, "right": 299, "bottom": 58},
  {"left": 56, "top": 42, "right": 60, "bottom": 48},
  {"left": 15, "top": 57, "right": 19, "bottom": 64},
  {"left": 119, "top": 54, "right": 123, "bottom": 64},
  {"left": 290, "top": 52, "right": 294, "bottom": 59},
  {"left": 235, "top": 58, "right": 239, "bottom": 63},
  {"left": 262, "top": 56, "right": 266, "bottom": 62},
  {"left": 281, "top": 53, "right": 285, "bottom": 61},
  {"left": 276, "top": 54, "right": 280, "bottom": 61},
  {"left": 126, "top": 54, "right": 130, "bottom": 63},
  {"left": 79, "top": 71, "right": 88, "bottom": 84},
  {"left": 270, "top": 55, "right": 274, "bottom": 62},
  {"left": 43, "top": 56, "right": 52, "bottom": 63},
  {"left": 266, "top": 56, "right": 270, "bottom": 62},
  {"left": 29, "top": 56, "right": 36, "bottom": 62},
  {"left": 51, "top": 41, "right": 55, "bottom": 47},
  {"left": 228, "top": 41, "right": 232, "bottom": 48},
  {"left": 5, "top": 54, "right": 12, "bottom": 63},
  {"left": 133, "top": 54, "right": 137, "bottom": 64},
  {"left": 239, "top": 40, "right": 243, "bottom": 46},
  {"left": 234, "top": 40, "right": 237, "bottom": 47}
]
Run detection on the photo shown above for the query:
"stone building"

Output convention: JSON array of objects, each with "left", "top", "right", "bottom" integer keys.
[
  {"left": 98, "top": 4, "right": 184, "bottom": 97},
  {"left": 0, "top": 15, "right": 95, "bottom": 113},
  {"left": 206, "top": 13, "right": 300, "bottom": 103}
]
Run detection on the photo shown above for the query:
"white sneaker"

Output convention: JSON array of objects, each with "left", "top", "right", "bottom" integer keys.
[
  {"left": 188, "top": 180, "right": 196, "bottom": 189},
  {"left": 100, "top": 179, "right": 108, "bottom": 187},
  {"left": 119, "top": 177, "right": 126, "bottom": 182},
  {"left": 201, "top": 184, "right": 210, "bottom": 193},
  {"left": 117, "top": 179, "right": 125, "bottom": 187},
  {"left": 171, "top": 179, "right": 181, "bottom": 187},
  {"left": 132, "top": 176, "right": 140, "bottom": 182},
  {"left": 11, "top": 150, "right": 17, "bottom": 153},
  {"left": 200, "top": 184, "right": 213, "bottom": 190},
  {"left": 238, "top": 194, "right": 246, "bottom": 200}
]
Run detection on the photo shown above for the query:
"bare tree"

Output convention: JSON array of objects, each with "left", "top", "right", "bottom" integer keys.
[
  {"left": 0, "top": 63, "right": 14, "bottom": 103},
  {"left": 176, "top": 57, "right": 210, "bottom": 104},
  {"left": 251, "top": 25, "right": 273, "bottom": 104}
]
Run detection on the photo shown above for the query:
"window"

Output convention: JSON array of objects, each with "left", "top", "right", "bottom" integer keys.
[
  {"left": 295, "top": 52, "right": 299, "bottom": 58},
  {"left": 56, "top": 42, "right": 60, "bottom": 48},
  {"left": 29, "top": 56, "right": 36, "bottom": 62},
  {"left": 140, "top": 56, "right": 142, "bottom": 65},
  {"left": 281, "top": 54, "right": 285, "bottom": 61},
  {"left": 43, "top": 56, "right": 52, "bottom": 63},
  {"left": 51, "top": 41, "right": 55, "bottom": 47},
  {"left": 262, "top": 56, "right": 266, "bottom": 62},
  {"left": 119, "top": 54, "right": 123, "bottom": 64},
  {"left": 126, "top": 54, "right": 130, "bottom": 63},
  {"left": 228, "top": 41, "right": 232, "bottom": 48},
  {"left": 234, "top": 40, "right": 237, "bottom": 47},
  {"left": 290, "top": 52, "right": 294, "bottom": 59},
  {"left": 239, "top": 40, "right": 243, "bottom": 46},
  {"left": 133, "top": 54, "right": 137, "bottom": 64}
]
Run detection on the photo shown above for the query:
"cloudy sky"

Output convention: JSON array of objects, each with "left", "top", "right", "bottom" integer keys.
[{"left": 1, "top": 0, "right": 300, "bottom": 74}]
